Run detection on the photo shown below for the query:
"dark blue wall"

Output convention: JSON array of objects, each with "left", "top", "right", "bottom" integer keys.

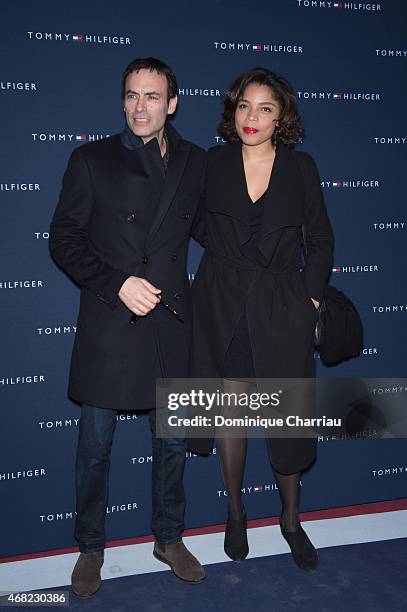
[{"left": 1, "top": 0, "right": 406, "bottom": 558}]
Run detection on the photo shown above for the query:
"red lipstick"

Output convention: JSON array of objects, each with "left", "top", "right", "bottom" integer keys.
[{"left": 243, "top": 127, "right": 258, "bottom": 134}]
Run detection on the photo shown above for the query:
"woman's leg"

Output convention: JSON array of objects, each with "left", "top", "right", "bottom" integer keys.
[
  {"left": 217, "top": 379, "right": 250, "bottom": 560},
  {"left": 217, "top": 379, "right": 250, "bottom": 516},
  {"left": 272, "top": 465, "right": 318, "bottom": 572},
  {"left": 273, "top": 470, "right": 301, "bottom": 531}
]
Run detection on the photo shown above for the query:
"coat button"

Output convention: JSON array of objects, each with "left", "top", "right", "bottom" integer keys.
[
  {"left": 182, "top": 212, "right": 191, "bottom": 220},
  {"left": 174, "top": 292, "right": 181, "bottom": 300},
  {"left": 142, "top": 256, "right": 148, "bottom": 264},
  {"left": 126, "top": 213, "right": 135, "bottom": 222},
  {"left": 172, "top": 253, "right": 178, "bottom": 261}
]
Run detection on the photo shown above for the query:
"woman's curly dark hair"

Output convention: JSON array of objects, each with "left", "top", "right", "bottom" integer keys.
[{"left": 219, "top": 67, "right": 304, "bottom": 146}]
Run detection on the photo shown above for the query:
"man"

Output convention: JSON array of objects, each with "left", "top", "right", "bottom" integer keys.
[{"left": 49, "top": 57, "right": 206, "bottom": 598}]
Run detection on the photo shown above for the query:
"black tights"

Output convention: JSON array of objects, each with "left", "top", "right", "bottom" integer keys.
[{"left": 216, "top": 379, "right": 301, "bottom": 532}]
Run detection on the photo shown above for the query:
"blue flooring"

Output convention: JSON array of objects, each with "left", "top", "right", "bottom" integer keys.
[{"left": 33, "top": 538, "right": 407, "bottom": 611}]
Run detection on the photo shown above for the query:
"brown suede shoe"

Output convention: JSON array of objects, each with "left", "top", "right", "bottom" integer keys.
[
  {"left": 153, "top": 541, "right": 205, "bottom": 583},
  {"left": 71, "top": 551, "right": 104, "bottom": 598}
]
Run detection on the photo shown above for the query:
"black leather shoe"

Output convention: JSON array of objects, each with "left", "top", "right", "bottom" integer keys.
[
  {"left": 71, "top": 550, "right": 104, "bottom": 598},
  {"left": 280, "top": 520, "right": 318, "bottom": 573},
  {"left": 224, "top": 508, "right": 249, "bottom": 562}
]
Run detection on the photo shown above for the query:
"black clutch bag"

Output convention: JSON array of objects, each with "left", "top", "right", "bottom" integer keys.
[
  {"left": 313, "top": 285, "right": 363, "bottom": 365},
  {"left": 301, "top": 225, "right": 363, "bottom": 365}
]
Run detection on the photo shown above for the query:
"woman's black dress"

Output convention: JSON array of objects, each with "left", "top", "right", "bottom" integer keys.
[{"left": 223, "top": 191, "right": 266, "bottom": 380}]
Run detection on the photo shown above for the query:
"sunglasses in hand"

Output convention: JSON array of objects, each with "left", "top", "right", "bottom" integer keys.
[{"left": 130, "top": 294, "right": 184, "bottom": 325}]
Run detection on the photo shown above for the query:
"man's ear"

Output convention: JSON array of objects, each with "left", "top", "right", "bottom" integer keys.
[{"left": 168, "top": 95, "right": 178, "bottom": 116}]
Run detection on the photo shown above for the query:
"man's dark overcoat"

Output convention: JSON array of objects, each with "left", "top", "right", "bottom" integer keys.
[
  {"left": 50, "top": 125, "right": 205, "bottom": 411},
  {"left": 189, "top": 142, "right": 334, "bottom": 472}
]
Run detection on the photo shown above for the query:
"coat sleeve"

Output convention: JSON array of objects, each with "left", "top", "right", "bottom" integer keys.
[
  {"left": 190, "top": 192, "right": 207, "bottom": 247},
  {"left": 190, "top": 151, "right": 208, "bottom": 247},
  {"left": 49, "top": 148, "right": 129, "bottom": 309},
  {"left": 297, "top": 152, "right": 334, "bottom": 302}
]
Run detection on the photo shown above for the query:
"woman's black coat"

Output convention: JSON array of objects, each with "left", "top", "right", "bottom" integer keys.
[{"left": 189, "top": 142, "right": 334, "bottom": 472}]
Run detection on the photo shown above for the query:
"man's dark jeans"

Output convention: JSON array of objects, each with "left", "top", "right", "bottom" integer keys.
[{"left": 74, "top": 404, "right": 186, "bottom": 553}]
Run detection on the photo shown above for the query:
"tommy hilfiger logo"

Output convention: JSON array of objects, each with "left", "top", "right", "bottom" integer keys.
[
  {"left": 31, "top": 133, "right": 109, "bottom": 142},
  {"left": 321, "top": 179, "right": 380, "bottom": 188},
  {"left": 27, "top": 31, "right": 131, "bottom": 45},
  {"left": 375, "top": 49, "right": 407, "bottom": 57},
  {"left": 374, "top": 137, "right": 407, "bottom": 144},
  {"left": 1, "top": 81, "right": 37, "bottom": 92},
  {"left": 178, "top": 87, "right": 221, "bottom": 97},
  {"left": 373, "top": 222, "right": 406, "bottom": 230},
  {"left": 213, "top": 41, "right": 303, "bottom": 53},
  {"left": 298, "top": 91, "right": 380, "bottom": 101},
  {"left": 217, "top": 483, "right": 286, "bottom": 497},
  {"left": 1, "top": 183, "right": 40, "bottom": 192},
  {"left": 297, "top": 1, "right": 382, "bottom": 11},
  {"left": 332, "top": 265, "right": 379, "bottom": 273}
]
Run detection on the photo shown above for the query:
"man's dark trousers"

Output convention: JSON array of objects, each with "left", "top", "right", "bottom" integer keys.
[{"left": 74, "top": 404, "right": 186, "bottom": 553}]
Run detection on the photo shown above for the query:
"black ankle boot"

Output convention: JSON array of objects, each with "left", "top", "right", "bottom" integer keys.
[
  {"left": 224, "top": 507, "right": 249, "bottom": 562},
  {"left": 280, "top": 519, "right": 318, "bottom": 573}
]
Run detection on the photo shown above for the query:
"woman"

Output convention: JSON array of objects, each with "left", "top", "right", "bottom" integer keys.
[{"left": 190, "top": 68, "right": 334, "bottom": 572}]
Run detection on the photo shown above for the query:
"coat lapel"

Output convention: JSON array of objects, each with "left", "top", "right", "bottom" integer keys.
[
  {"left": 255, "top": 143, "right": 303, "bottom": 262},
  {"left": 206, "top": 142, "right": 249, "bottom": 223},
  {"left": 207, "top": 142, "right": 303, "bottom": 257},
  {"left": 258, "top": 143, "right": 303, "bottom": 237},
  {"left": 116, "top": 135, "right": 163, "bottom": 208},
  {"left": 146, "top": 125, "right": 191, "bottom": 247},
  {"left": 206, "top": 142, "right": 252, "bottom": 246}
]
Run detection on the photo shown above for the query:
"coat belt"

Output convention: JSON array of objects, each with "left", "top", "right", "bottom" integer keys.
[{"left": 206, "top": 250, "right": 299, "bottom": 275}]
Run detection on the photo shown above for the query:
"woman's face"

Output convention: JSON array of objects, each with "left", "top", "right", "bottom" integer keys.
[{"left": 234, "top": 83, "right": 280, "bottom": 147}]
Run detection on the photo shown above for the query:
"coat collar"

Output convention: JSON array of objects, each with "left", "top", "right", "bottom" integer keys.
[
  {"left": 145, "top": 123, "right": 191, "bottom": 246},
  {"left": 115, "top": 124, "right": 191, "bottom": 247},
  {"left": 120, "top": 123, "right": 145, "bottom": 150},
  {"left": 208, "top": 141, "right": 303, "bottom": 256}
]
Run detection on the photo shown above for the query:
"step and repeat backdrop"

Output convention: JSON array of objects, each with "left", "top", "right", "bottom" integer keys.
[{"left": 1, "top": 0, "right": 406, "bottom": 559}]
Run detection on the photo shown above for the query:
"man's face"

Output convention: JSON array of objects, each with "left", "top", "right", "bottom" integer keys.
[{"left": 124, "top": 69, "right": 177, "bottom": 143}]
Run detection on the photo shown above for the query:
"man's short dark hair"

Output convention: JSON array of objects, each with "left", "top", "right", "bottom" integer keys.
[{"left": 122, "top": 57, "right": 178, "bottom": 103}]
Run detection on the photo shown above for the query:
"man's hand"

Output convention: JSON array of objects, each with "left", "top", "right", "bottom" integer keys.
[{"left": 118, "top": 276, "right": 161, "bottom": 316}]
